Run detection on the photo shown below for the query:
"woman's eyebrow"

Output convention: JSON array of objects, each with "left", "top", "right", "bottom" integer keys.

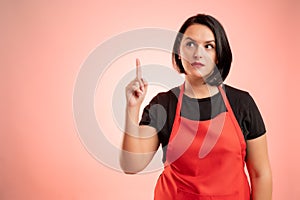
[
  {"left": 205, "top": 40, "right": 215, "bottom": 43},
  {"left": 184, "top": 37, "right": 215, "bottom": 43}
]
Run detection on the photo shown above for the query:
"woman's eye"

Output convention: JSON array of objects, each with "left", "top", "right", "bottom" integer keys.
[
  {"left": 186, "top": 41, "right": 196, "bottom": 47},
  {"left": 205, "top": 44, "right": 214, "bottom": 49}
]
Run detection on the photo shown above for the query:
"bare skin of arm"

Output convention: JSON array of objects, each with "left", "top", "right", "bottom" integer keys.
[
  {"left": 120, "top": 59, "right": 160, "bottom": 174},
  {"left": 246, "top": 134, "right": 272, "bottom": 200}
]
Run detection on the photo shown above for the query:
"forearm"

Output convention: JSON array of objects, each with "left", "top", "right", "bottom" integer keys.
[
  {"left": 250, "top": 171, "right": 272, "bottom": 200},
  {"left": 120, "top": 106, "right": 158, "bottom": 173},
  {"left": 122, "top": 106, "right": 143, "bottom": 153},
  {"left": 120, "top": 58, "right": 157, "bottom": 173}
]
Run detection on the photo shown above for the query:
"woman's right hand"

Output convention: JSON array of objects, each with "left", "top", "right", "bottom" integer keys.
[
  {"left": 125, "top": 58, "right": 148, "bottom": 108},
  {"left": 122, "top": 59, "right": 159, "bottom": 174}
]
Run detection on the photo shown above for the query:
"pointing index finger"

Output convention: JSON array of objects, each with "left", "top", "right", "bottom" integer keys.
[{"left": 136, "top": 58, "right": 142, "bottom": 79}]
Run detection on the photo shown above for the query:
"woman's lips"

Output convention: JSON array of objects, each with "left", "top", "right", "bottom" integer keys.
[{"left": 191, "top": 62, "right": 205, "bottom": 68}]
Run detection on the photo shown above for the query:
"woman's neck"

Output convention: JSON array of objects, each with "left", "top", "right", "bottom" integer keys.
[{"left": 184, "top": 77, "right": 219, "bottom": 99}]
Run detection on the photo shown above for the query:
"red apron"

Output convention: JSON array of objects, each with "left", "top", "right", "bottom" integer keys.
[{"left": 154, "top": 84, "right": 250, "bottom": 200}]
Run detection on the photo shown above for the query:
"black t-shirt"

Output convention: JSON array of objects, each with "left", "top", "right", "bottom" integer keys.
[{"left": 140, "top": 84, "right": 266, "bottom": 153}]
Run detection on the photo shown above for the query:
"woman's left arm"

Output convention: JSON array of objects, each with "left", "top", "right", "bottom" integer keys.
[{"left": 246, "top": 134, "right": 272, "bottom": 200}]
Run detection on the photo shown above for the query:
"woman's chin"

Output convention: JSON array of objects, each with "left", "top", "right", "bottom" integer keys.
[{"left": 186, "top": 74, "right": 205, "bottom": 81}]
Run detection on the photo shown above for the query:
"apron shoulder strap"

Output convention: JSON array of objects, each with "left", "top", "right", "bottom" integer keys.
[{"left": 218, "top": 84, "right": 247, "bottom": 158}]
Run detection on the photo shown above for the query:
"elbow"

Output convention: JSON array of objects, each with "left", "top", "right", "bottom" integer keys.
[
  {"left": 122, "top": 170, "right": 139, "bottom": 175},
  {"left": 120, "top": 165, "right": 143, "bottom": 175},
  {"left": 119, "top": 156, "right": 144, "bottom": 175},
  {"left": 248, "top": 165, "right": 273, "bottom": 188},
  {"left": 250, "top": 166, "right": 272, "bottom": 180}
]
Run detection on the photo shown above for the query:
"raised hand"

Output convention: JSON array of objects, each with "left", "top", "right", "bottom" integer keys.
[{"left": 125, "top": 58, "right": 148, "bottom": 107}]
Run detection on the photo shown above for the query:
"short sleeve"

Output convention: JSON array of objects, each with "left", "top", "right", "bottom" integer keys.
[
  {"left": 244, "top": 94, "right": 266, "bottom": 140},
  {"left": 139, "top": 94, "right": 168, "bottom": 134},
  {"left": 139, "top": 95, "right": 158, "bottom": 128}
]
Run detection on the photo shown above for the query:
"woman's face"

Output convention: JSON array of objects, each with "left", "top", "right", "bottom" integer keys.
[{"left": 179, "top": 24, "right": 217, "bottom": 81}]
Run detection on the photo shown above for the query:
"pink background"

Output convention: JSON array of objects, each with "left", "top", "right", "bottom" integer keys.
[{"left": 1, "top": 0, "right": 300, "bottom": 199}]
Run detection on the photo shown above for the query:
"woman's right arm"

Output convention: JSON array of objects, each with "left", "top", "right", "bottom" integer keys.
[{"left": 120, "top": 59, "right": 160, "bottom": 174}]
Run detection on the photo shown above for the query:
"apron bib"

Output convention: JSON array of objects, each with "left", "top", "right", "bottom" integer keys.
[{"left": 154, "top": 84, "right": 250, "bottom": 200}]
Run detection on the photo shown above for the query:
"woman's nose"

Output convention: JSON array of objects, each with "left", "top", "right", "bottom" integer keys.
[{"left": 193, "top": 46, "right": 205, "bottom": 59}]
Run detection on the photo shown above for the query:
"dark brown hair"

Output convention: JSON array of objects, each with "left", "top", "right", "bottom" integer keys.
[{"left": 172, "top": 14, "right": 232, "bottom": 85}]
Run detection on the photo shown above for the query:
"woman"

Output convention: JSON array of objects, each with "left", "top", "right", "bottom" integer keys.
[{"left": 120, "top": 14, "right": 272, "bottom": 200}]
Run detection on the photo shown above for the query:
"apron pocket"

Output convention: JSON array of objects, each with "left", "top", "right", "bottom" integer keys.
[{"left": 176, "top": 188, "right": 239, "bottom": 200}]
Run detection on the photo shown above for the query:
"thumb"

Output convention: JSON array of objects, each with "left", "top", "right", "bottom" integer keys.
[{"left": 141, "top": 78, "right": 148, "bottom": 93}]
